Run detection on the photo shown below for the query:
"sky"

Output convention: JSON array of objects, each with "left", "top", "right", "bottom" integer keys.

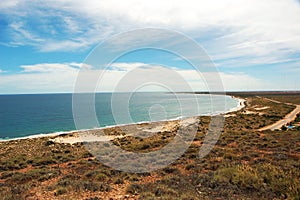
[{"left": 0, "top": 0, "right": 300, "bottom": 94}]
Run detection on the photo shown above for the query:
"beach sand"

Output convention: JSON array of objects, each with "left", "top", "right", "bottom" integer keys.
[{"left": 49, "top": 117, "right": 198, "bottom": 144}]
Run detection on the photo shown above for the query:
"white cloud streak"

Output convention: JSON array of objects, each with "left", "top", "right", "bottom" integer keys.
[{"left": 20, "top": 62, "right": 92, "bottom": 73}]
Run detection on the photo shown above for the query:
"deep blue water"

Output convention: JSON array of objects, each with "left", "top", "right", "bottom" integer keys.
[{"left": 0, "top": 93, "right": 239, "bottom": 139}]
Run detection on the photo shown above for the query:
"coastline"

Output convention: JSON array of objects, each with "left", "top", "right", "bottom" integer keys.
[
  {"left": 229, "top": 96, "right": 246, "bottom": 113},
  {"left": 0, "top": 95, "right": 246, "bottom": 143}
]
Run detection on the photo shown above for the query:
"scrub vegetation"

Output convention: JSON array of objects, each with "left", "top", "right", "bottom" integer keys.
[{"left": 0, "top": 94, "right": 299, "bottom": 199}]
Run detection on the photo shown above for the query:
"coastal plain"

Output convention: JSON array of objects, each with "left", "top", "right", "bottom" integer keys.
[{"left": 0, "top": 93, "right": 299, "bottom": 199}]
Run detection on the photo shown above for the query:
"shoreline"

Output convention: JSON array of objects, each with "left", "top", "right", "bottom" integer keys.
[
  {"left": 0, "top": 95, "right": 246, "bottom": 143},
  {"left": 229, "top": 97, "right": 246, "bottom": 113}
]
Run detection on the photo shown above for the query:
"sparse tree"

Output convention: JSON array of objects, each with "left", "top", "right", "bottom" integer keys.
[{"left": 281, "top": 125, "right": 287, "bottom": 131}]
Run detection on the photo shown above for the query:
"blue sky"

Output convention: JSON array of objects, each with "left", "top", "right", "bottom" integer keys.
[{"left": 0, "top": 0, "right": 300, "bottom": 94}]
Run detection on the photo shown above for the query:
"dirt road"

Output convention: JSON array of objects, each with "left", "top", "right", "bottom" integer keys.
[{"left": 259, "top": 105, "right": 300, "bottom": 131}]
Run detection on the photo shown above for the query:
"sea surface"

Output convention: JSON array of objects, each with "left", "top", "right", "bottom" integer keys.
[{"left": 0, "top": 93, "right": 239, "bottom": 140}]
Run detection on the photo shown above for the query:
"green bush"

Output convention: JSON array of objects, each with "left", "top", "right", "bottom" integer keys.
[
  {"left": 32, "top": 157, "right": 56, "bottom": 166},
  {"left": 7, "top": 168, "right": 58, "bottom": 184},
  {"left": 126, "top": 183, "right": 142, "bottom": 194},
  {"left": 281, "top": 125, "right": 287, "bottom": 131},
  {"left": 55, "top": 187, "right": 67, "bottom": 196},
  {"left": 95, "top": 173, "right": 108, "bottom": 181},
  {"left": 257, "top": 163, "right": 300, "bottom": 199},
  {"left": 214, "top": 165, "right": 264, "bottom": 191}
]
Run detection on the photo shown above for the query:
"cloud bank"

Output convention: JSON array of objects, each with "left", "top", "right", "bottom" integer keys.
[
  {"left": 1, "top": 0, "right": 300, "bottom": 67},
  {"left": 0, "top": 62, "right": 270, "bottom": 94},
  {"left": 1, "top": 1, "right": 299, "bottom": 93}
]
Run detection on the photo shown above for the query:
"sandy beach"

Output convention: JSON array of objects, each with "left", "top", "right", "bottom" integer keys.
[{"left": 49, "top": 117, "right": 198, "bottom": 144}]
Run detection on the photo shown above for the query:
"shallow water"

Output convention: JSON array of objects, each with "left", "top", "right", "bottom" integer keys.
[{"left": 0, "top": 93, "right": 238, "bottom": 139}]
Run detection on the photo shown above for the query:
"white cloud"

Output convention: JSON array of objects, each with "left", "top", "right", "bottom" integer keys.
[
  {"left": 10, "top": 21, "right": 44, "bottom": 44},
  {"left": 0, "top": 1, "right": 18, "bottom": 9},
  {"left": 0, "top": 62, "right": 272, "bottom": 93},
  {"left": 0, "top": 63, "right": 92, "bottom": 93},
  {"left": 1, "top": 0, "right": 300, "bottom": 67},
  {"left": 20, "top": 62, "right": 92, "bottom": 73},
  {"left": 0, "top": 69, "right": 7, "bottom": 73},
  {"left": 21, "top": 63, "right": 76, "bottom": 73},
  {"left": 108, "top": 62, "right": 148, "bottom": 71}
]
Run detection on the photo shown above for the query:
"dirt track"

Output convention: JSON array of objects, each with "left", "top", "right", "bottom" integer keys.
[{"left": 259, "top": 103, "right": 300, "bottom": 131}]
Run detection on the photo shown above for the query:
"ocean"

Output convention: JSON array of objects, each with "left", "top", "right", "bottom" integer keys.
[{"left": 0, "top": 93, "right": 239, "bottom": 140}]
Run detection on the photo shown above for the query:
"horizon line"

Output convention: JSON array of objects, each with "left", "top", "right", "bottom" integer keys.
[{"left": 1, "top": 90, "right": 300, "bottom": 96}]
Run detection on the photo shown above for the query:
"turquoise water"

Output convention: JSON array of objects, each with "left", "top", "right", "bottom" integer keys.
[{"left": 0, "top": 93, "right": 239, "bottom": 139}]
